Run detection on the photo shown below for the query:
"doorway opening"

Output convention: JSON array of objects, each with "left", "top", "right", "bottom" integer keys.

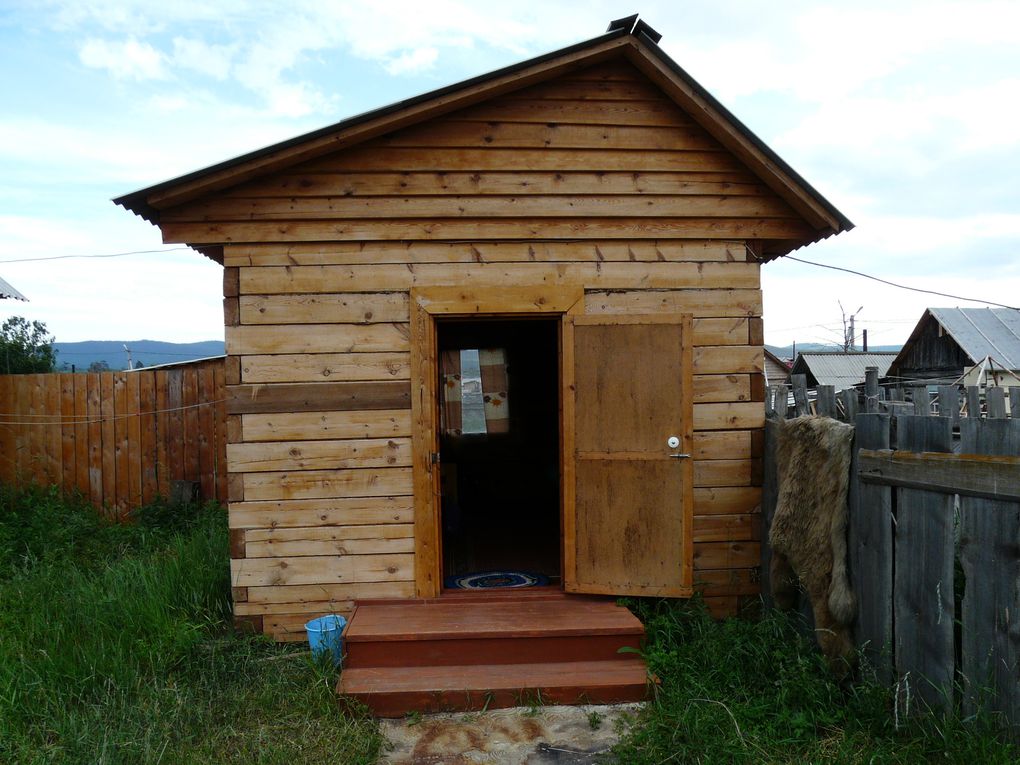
[{"left": 436, "top": 317, "right": 561, "bottom": 589}]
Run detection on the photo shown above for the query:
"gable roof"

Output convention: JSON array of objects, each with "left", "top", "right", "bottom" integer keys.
[
  {"left": 763, "top": 348, "right": 791, "bottom": 386},
  {"left": 895, "top": 307, "right": 1020, "bottom": 371},
  {"left": 791, "top": 351, "right": 897, "bottom": 390},
  {"left": 114, "top": 17, "right": 851, "bottom": 260},
  {"left": 0, "top": 276, "right": 26, "bottom": 301}
]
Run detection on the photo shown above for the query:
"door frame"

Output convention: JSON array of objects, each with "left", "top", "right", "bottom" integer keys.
[{"left": 410, "top": 286, "right": 585, "bottom": 597}]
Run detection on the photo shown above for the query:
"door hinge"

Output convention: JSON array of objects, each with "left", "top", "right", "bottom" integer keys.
[{"left": 430, "top": 452, "right": 441, "bottom": 465}]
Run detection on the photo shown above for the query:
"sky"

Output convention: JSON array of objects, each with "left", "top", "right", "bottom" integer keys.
[{"left": 1, "top": 0, "right": 1019, "bottom": 353}]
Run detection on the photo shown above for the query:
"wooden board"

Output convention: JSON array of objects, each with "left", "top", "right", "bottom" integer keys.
[
  {"left": 165, "top": 217, "right": 810, "bottom": 244},
  {"left": 230, "top": 553, "right": 413, "bottom": 587},
  {"left": 226, "top": 323, "right": 411, "bottom": 354},
  {"left": 237, "top": 262, "right": 760, "bottom": 295},
  {"left": 227, "top": 437, "right": 411, "bottom": 472},
  {"left": 567, "top": 314, "right": 693, "bottom": 597},
  {"left": 240, "top": 352, "right": 410, "bottom": 384},
  {"left": 241, "top": 466, "right": 413, "bottom": 501},
  {"left": 241, "top": 409, "right": 411, "bottom": 442},
  {"left": 226, "top": 381, "right": 411, "bottom": 415},
  {"left": 167, "top": 193, "right": 796, "bottom": 222},
  {"left": 893, "top": 415, "right": 954, "bottom": 713},
  {"left": 239, "top": 292, "right": 409, "bottom": 324},
  {"left": 958, "top": 417, "right": 1020, "bottom": 721},
  {"left": 225, "top": 174, "right": 766, "bottom": 200},
  {"left": 849, "top": 414, "right": 893, "bottom": 681},
  {"left": 585, "top": 288, "right": 761, "bottom": 318},
  {"left": 229, "top": 496, "right": 414, "bottom": 529}
]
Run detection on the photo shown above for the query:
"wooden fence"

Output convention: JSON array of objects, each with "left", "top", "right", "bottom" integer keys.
[
  {"left": 763, "top": 369, "right": 1020, "bottom": 730},
  {"left": 0, "top": 359, "right": 227, "bottom": 515}
]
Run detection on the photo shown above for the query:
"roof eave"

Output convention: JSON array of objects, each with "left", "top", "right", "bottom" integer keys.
[
  {"left": 114, "top": 24, "right": 853, "bottom": 256},
  {"left": 113, "top": 28, "right": 631, "bottom": 224}
]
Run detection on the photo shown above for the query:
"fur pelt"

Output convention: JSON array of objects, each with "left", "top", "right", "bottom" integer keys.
[{"left": 769, "top": 415, "right": 857, "bottom": 673}]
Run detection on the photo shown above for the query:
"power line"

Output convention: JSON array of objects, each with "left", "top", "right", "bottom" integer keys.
[
  {"left": 0, "top": 247, "right": 193, "bottom": 264},
  {"left": 0, "top": 398, "right": 225, "bottom": 427},
  {"left": 781, "top": 254, "right": 1020, "bottom": 311}
]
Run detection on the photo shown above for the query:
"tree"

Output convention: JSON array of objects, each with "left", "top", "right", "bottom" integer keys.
[
  {"left": 87, "top": 360, "right": 110, "bottom": 373},
  {"left": 0, "top": 316, "right": 56, "bottom": 374}
]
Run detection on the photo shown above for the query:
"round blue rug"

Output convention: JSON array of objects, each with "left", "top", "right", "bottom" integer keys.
[{"left": 445, "top": 570, "right": 550, "bottom": 589}]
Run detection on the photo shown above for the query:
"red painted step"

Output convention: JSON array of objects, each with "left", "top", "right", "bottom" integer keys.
[
  {"left": 336, "top": 594, "right": 648, "bottom": 715},
  {"left": 344, "top": 596, "right": 643, "bottom": 669},
  {"left": 338, "top": 658, "right": 648, "bottom": 717}
]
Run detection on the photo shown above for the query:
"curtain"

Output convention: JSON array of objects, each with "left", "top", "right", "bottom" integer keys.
[{"left": 440, "top": 348, "right": 509, "bottom": 436}]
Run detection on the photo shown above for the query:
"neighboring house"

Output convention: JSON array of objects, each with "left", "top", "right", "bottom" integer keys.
[
  {"left": 887, "top": 307, "right": 1020, "bottom": 385},
  {"left": 0, "top": 276, "right": 27, "bottom": 301},
  {"left": 115, "top": 16, "right": 851, "bottom": 712},
  {"left": 790, "top": 351, "right": 896, "bottom": 391},
  {"left": 764, "top": 348, "right": 791, "bottom": 387}
]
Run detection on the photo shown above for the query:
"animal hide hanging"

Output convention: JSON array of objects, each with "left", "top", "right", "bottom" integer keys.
[{"left": 769, "top": 415, "right": 857, "bottom": 674}]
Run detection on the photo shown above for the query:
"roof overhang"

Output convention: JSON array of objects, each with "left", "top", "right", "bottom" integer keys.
[
  {"left": 0, "top": 276, "right": 27, "bottom": 301},
  {"left": 114, "top": 20, "right": 853, "bottom": 261}
]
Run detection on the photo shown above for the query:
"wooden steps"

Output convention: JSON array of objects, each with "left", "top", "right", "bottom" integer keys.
[{"left": 337, "top": 594, "right": 648, "bottom": 716}]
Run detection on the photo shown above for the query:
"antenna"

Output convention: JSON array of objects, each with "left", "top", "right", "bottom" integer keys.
[{"left": 123, "top": 344, "right": 133, "bottom": 370}]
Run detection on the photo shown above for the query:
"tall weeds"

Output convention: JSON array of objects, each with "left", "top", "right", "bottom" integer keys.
[
  {"left": 613, "top": 598, "right": 1019, "bottom": 764},
  {"left": 0, "top": 485, "right": 380, "bottom": 764}
]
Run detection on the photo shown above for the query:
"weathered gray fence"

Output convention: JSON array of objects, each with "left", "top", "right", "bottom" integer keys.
[{"left": 763, "top": 370, "right": 1020, "bottom": 730}]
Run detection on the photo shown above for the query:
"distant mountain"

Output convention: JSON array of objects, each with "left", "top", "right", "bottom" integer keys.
[
  {"left": 766, "top": 343, "right": 901, "bottom": 360},
  {"left": 54, "top": 340, "right": 225, "bottom": 372}
]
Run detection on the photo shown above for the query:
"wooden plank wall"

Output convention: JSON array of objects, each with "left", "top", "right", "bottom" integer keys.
[
  {"left": 0, "top": 360, "right": 227, "bottom": 515},
  {"left": 164, "top": 60, "right": 777, "bottom": 640}
]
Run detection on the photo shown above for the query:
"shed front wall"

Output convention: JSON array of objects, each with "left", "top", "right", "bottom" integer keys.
[{"left": 179, "top": 59, "right": 770, "bottom": 640}]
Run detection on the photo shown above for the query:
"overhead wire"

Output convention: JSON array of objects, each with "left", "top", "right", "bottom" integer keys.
[
  {"left": 777, "top": 253, "right": 1020, "bottom": 311},
  {"left": 0, "top": 247, "right": 193, "bottom": 264},
  {"left": 0, "top": 398, "right": 226, "bottom": 427}
]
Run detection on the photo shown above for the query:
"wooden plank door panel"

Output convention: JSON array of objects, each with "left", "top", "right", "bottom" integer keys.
[{"left": 566, "top": 314, "right": 693, "bottom": 597}]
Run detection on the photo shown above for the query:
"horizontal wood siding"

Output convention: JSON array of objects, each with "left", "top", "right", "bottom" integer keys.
[{"left": 171, "top": 60, "right": 771, "bottom": 638}]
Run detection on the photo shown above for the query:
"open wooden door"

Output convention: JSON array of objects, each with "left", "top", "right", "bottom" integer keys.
[{"left": 563, "top": 314, "right": 694, "bottom": 597}]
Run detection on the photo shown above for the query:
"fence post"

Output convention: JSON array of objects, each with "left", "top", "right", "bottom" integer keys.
[
  {"left": 966, "top": 386, "right": 981, "bottom": 418},
  {"left": 791, "top": 374, "right": 810, "bottom": 417},
  {"left": 850, "top": 412, "right": 893, "bottom": 682},
  {"left": 760, "top": 416, "right": 780, "bottom": 608},
  {"left": 958, "top": 402, "right": 1020, "bottom": 724},
  {"left": 841, "top": 388, "right": 859, "bottom": 421},
  {"left": 986, "top": 387, "right": 1007, "bottom": 419},
  {"left": 938, "top": 385, "right": 960, "bottom": 426},
  {"left": 894, "top": 414, "right": 955, "bottom": 715},
  {"left": 912, "top": 384, "right": 929, "bottom": 416},
  {"left": 865, "top": 367, "right": 879, "bottom": 413},
  {"left": 816, "top": 385, "right": 836, "bottom": 418}
]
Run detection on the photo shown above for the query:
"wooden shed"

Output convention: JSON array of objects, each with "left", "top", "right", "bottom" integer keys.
[{"left": 117, "top": 16, "right": 851, "bottom": 710}]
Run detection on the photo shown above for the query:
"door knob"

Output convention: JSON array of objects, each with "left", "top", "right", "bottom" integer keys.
[{"left": 667, "top": 436, "right": 680, "bottom": 449}]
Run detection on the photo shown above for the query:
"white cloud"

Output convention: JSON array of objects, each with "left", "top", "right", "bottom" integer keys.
[
  {"left": 384, "top": 47, "right": 439, "bottom": 76},
  {"left": 172, "top": 37, "right": 237, "bottom": 80},
  {"left": 79, "top": 37, "right": 168, "bottom": 80}
]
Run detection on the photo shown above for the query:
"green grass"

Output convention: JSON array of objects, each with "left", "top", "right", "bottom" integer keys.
[
  {"left": 3, "top": 485, "right": 1016, "bottom": 764},
  {"left": 612, "top": 598, "right": 1019, "bottom": 764},
  {"left": 0, "top": 484, "right": 381, "bottom": 765}
]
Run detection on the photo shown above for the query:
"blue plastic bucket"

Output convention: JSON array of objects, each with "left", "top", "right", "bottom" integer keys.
[{"left": 305, "top": 614, "right": 346, "bottom": 665}]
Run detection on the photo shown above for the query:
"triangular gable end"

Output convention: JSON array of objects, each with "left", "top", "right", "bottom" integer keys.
[
  {"left": 160, "top": 58, "right": 817, "bottom": 255},
  {"left": 115, "top": 24, "right": 852, "bottom": 261}
]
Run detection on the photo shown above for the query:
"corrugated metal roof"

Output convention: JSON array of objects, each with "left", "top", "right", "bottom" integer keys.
[
  {"left": 929, "top": 307, "right": 1020, "bottom": 370},
  {"left": 792, "top": 351, "right": 897, "bottom": 390},
  {"left": 0, "top": 276, "right": 26, "bottom": 301}
]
